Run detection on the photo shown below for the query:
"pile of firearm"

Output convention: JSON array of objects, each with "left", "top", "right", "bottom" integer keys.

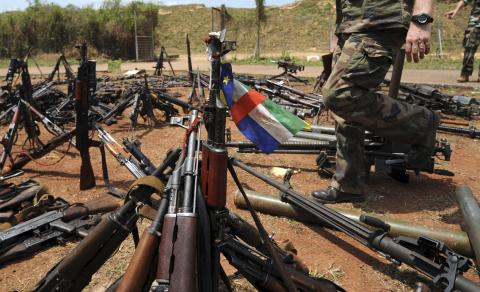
[
  {"left": 21, "top": 31, "right": 479, "bottom": 292},
  {"left": 1, "top": 28, "right": 480, "bottom": 292},
  {"left": 0, "top": 173, "right": 119, "bottom": 266}
]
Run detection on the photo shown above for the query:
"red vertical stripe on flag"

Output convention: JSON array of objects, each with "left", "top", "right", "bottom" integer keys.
[{"left": 230, "top": 90, "right": 266, "bottom": 124}]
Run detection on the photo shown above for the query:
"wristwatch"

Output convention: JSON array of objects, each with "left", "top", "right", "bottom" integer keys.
[{"left": 411, "top": 13, "right": 434, "bottom": 25}]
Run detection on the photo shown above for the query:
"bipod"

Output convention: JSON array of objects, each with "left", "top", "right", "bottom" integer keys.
[
  {"left": 270, "top": 60, "right": 308, "bottom": 85},
  {"left": 154, "top": 47, "right": 176, "bottom": 76},
  {"left": 47, "top": 52, "right": 76, "bottom": 83},
  {"left": 129, "top": 75, "right": 159, "bottom": 131}
]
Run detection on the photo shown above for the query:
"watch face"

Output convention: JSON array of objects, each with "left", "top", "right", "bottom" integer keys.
[{"left": 418, "top": 15, "right": 428, "bottom": 24}]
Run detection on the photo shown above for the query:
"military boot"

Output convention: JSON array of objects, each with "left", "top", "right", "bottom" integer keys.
[
  {"left": 311, "top": 186, "right": 365, "bottom": 204},
  {"left": 457, "top": 75, "right": 469, "bottom": 82},
  {"left": 407, "top": 110, "right": 440, "bottom": 169}
]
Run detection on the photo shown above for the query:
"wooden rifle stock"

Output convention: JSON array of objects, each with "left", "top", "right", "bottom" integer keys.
[
  {"left": 63, "top": 198, "right": 120, "bottom": 221},
  {"left": 117, "top": 196, "right": 168, "bottom": 292}
]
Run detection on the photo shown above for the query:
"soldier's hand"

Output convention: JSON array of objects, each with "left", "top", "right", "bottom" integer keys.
[
  {"left": 446, "top": 9, "right": 458, "bottom": 19},
  {"left": 405, "top": 23, "right": 432, "bottom": 63}
]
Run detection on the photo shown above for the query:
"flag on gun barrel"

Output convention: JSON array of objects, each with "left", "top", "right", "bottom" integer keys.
[{"left": 221, "top": 63, "right": 309, "bottom": 153}]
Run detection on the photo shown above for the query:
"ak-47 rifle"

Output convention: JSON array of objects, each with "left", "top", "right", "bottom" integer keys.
[
  {"left": 96, "top": 125, "right": 146, "bottom": 179},
  {"left": 74, "top": 42, "right": 96, "bottom": 190},
  {"left": 119, "top": 110, "right": 202, "bottom": 292},
  {"left": 33, "top": 159, "right": 175, "bottom": 292},
  {"left": 0, "top": 198, "right": 119, "bottom": 265},
  {"left": 122, "top": 138, "right": 157, "bottom": 175},
  {"left": 0, "top": 102, "right": 22, "bottom": 173}
]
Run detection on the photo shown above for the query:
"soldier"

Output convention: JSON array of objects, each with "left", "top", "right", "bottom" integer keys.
[
  {"left": 447, "top": 0, "right": 480, "bottom": 82},
  {"left": 311, "top": 0, "right": 439, "bottom": 204}
]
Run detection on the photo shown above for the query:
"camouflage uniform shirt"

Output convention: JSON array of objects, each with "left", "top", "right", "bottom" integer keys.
[
  {"left": 336, "top": 0, "right": 414, "bottom": 33},
  {"left": 464, "top": 0, "right": 480, "bottom": 28}
]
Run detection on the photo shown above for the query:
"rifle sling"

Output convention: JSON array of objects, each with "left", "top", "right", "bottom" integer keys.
[{"left": 126, "top": 175, "right": 166, "bottom": 247}]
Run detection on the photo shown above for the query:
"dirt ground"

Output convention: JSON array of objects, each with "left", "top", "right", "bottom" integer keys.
[{"left": 0, "top": 77, "right": 479, "bottom": 292}]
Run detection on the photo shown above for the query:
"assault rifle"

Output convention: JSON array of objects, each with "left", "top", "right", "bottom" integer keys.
[
  {"left": 34, "top": 159, "right": 174, "bottom": 292},
  {"left": 0, "top": 198, "right": 119, "bottom": 265},
  {"left": 0, "top": 215, "right": 100, "bottom": 265},
  {"left": 5, "top": 129, "right": 76, "bottom": 173},
  {"left": 0, "top": 102, "right": 22, "bottom": 173},
  {"left": 122, "top": 138, "right": 157, "bottom": 175},
  {"left": 120, "top": 110, "right": 201, "bottom": 292},
  {"left": 74, "top": 42, "right": 97, "bottom": 190},
  {"left": 232, "top": 159, "right": 480, "bottom": 292},
  {"left": 96, "top": 125, "right": 146, "bottom": 179}
]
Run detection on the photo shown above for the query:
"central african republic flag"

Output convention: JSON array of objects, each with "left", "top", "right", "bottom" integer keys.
[{"left": 220, "top": 63, "right": 309, "bottom": 153}]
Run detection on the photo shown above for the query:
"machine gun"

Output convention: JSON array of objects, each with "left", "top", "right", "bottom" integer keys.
[
  {"left": 47, "top": 52, "right": 75, "bottom": 83},
  {"left": 383, "top": 80, "right": 479, "bottom": 119},
  {"left": 232, "top": 158, "right": 480, "bottom": 292},
  {"left": 154, "top": 46, "right": 176, "bottom": 76},
  {"left": 271, "top": 59, "right": 308, "bottom": 84},
  {"left": 226, "top": 135, "right": 453, "bottom": 183}
]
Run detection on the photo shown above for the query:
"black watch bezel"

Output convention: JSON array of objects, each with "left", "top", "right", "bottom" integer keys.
[{"left": 411, "top": 13, "right": 434, "bottom": 25}]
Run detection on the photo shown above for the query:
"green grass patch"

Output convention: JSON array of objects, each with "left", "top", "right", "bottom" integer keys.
[
  {"left": 403, "top": 55, "right": 464, "bottom": 70},
  {"left": 108, "top": 60, "right": 123, "bottom": 73},
  {"left": 0, "top": 57, "right": 79, "bottom": 69},
  {"left": 230, "top": 54, "right": 322, "bottom": 67}
]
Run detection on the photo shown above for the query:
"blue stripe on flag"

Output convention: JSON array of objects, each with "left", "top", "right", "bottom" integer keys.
[
  {"left": 237, "top": 115, "right": 280, "bottom": 154},
  {"left": 220, "top": 64, "right": 235, "bottom": 107}
]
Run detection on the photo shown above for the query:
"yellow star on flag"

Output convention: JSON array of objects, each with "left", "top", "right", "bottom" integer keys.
[{"left": 223, "top": 75, "right": 230, "bottom": 85}]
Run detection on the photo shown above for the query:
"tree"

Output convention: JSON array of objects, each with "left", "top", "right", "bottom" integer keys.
[{"left": 254, "top": 0, "right": 266, "bottom": 59}]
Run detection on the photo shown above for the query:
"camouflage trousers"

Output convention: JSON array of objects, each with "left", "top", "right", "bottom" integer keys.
[
  {"left": 323, "top": 30, "right": 432, "bottom": 194},
  {"left": 461, "top": 27, "right": 480, "bottom": 77}
]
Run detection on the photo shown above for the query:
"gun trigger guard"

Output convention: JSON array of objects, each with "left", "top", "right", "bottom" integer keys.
[{"left": 135, "top": 202, "right": 144, "bottom": 216}]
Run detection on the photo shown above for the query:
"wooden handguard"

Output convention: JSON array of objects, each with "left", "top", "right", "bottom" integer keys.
[{"left": 201, "top": 143, "right": 227, "bottom": 208}]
